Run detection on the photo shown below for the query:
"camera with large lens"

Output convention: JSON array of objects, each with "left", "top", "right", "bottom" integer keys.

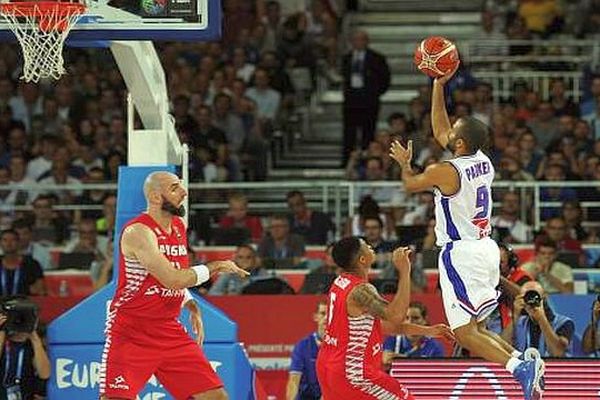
[
  {"left": 523, "top": 290, "right": 542, "bottom": 308},
  {"left": 1, "top": 297, "right": 39, "bottom": 334}
]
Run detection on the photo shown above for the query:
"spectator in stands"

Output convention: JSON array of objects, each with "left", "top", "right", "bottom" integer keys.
[
  {"left": 487, "top": 242, "right": 532, "bottom": 335},
  {"left": 341, "top": 30, "right": 390, "bottom": 165},
  {"left": 382, "top": 302, "right": 445, "bottom": 368},
  {"left": 400, "top": 191, "right": 435, "bottom": 227},
  {"left": 527, "top": 101, "right": 560, "bottom": 149},
  {"left": 190, "top": 105, "right": 229, "bottom": 182},
  {"left": 75, "top": 167, "right": 109, "bottom": 222},
  {"left": 65, "top": 218, "right": 108, "bottom": 259},
  {"left": 549, "top": 78, "right": 578, "bottom": 117},
  {"left": 0, "top": 229, "right": 45, "bottom": 296},
  {"left": 26, "top": 135, "right": 56, "bottom": 182},
  {"left": 582, "top": 297, "right": 600, "bottom": 355},
  {"left": 9, "top": 82, "right": 43, "bottom": 132},
  {"left": 496, "top": 154, "right": 534, "bottom": 181},
  {"left": 345, "top": 195, "right": 393, "bottom": 240},
  {"left": 518, "top": 131, "right": 544, "bottom": 176},
  {"left": 580, "top": 76, "right": 600, "bottom": 116},
  {"left": 535, "top": 216, "right": 584, "bottom": 265},
  {"left": 521, "top": 239, "right": 574, "bottom": 294},
  {"left": 580, "top": 162, "right": 600, "bottom": 222},
  {"left": 518, "top": 0, "right": 563, "bottom": 37},
  {"left": 209, "top": 244, "right": 267, "bottom": 295},
  {"left": 505, "top": 281, "right": 575, "bottom": 357},
  {"left": 11, "top": 218, "right": 51, "bottom": 270},
  {"left": 299, "top": 243, "right": 340, "bottom": 294},
  {"left": 6, "top": 153, "right": 34, "bottom": 206},
  {"left": 245, "top": 68, "right": 281, "bottom": 122},
  {"left": 491, "top": 191, "right": 532, "bottom": 243},
  {"left": 583, "top": 96, "right": 600, "bottom": 140},
  {"left": 28, "top": 195, "right": 69, "bottom": 245},
  {"left": 539, "top": 164, "right": 578, "bottom": 220},
  {"left": 37, "top": 147, "right": 83, "bottom": 204},
  {"left": 354, "top": 157, "right": 404, "bottom": 206},
  {"left": 277, "top": 14, "right": 316, "bottom": 76},
  {"left": 73, "top": 139, "right": 104, "bottom": 174},
  {"left": 361, "top": 215, "right": 394, "bottom": 270},
  {"left": 286, "top": 300, "right": 326, "bottom": 400},
  {"left": 96, "top": 193, "right": 116, "bottom": 239},
  {"left": 0, "top": 315, "right": 51, "bottom": 400},
  {"left": 218, "top": 192, "right": 263, "bottom": 242},
  {"left": 232, "top": 47, "right": 255, "bottom": 83},
  {"left": 258, "top": 214, "right": 305, "bottom": 269},
  {"left": 286, "top": 190, "right": 334, "bottom": 245},
  {"left": 561, "top": 200, "right": 588, "bottom": 242}
]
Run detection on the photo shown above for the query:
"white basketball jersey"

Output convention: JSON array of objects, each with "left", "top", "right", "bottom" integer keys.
[{"left": 434, "top": 150, "right": 494, "bottom": 246}]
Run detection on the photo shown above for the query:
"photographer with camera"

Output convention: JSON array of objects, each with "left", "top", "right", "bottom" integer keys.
[
  {"left": 582, "top": 295, "right": 600, "bottom": 355},
  {"left": 503, "top": 281, "right": 575, "bottom": 357},
  {"left": 487, "top": 243, "right": 532, "bottom": 334},
  {"left": 0, "top": 297, "right": 50, "bottom": 399}
]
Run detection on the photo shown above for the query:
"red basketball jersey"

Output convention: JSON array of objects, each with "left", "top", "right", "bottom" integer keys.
[
  {"left": 319, "top": 273, "right": 384, "bottom": 376},
  {"left": 106, "top": 213, "right": 189, "bottom": 333}
]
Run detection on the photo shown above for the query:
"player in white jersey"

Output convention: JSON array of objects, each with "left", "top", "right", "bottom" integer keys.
[{"left": 389, "top": 64, "right": 544, "bottom": 400}]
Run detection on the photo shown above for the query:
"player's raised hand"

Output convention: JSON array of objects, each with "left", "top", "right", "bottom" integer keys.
[
  {"left": 390, "top": 140, "right": 413, "bottom": 168},
  {"left": 208, "top": 260, "right": 250, "bottom": 278},
  {"left": 434, "top": 61, "right": 460, "bottom": 86},
  {"left": 392, "top": 247, "right": 412, "bottom": 274},
  {"left": 427, "top": 324, "right": 455, "bottom": 341}
]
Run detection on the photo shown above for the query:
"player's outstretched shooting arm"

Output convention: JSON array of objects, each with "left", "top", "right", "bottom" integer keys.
[
  {"left": 431, "top": 62, "right": 460, "bottom": 149},
  {"left": 121, "top": 223, "right": 249, "bottom": 290},
  {"left": 348, "top": 247, "right": 412, "bottom": 328}
]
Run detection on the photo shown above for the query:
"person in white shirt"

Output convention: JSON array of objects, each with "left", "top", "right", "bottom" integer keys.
[
  {"left": 245, "top": 68, "right": 281, "bottom": 121},
  {"left": 26, "top": 135, "right": 57, "bottom": 181},
  {"left": 491, "top": 191, "right": 532, "bottom": 243}
]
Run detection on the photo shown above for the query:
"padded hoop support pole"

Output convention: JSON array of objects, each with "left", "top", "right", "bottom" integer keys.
[{"left": 110, "top": 40, "right": 183, "bottom": 166}]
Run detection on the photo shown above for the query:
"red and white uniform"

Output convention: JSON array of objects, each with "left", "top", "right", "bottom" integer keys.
[
  {"left": 317, "top": 273, "right": 413, "bottom": 400},
  {"left": 99, "top": 213, "right": 222, "bottom": 399}
]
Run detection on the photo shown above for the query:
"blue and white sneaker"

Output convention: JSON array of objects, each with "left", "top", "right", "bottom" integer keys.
[
  {"left": 513, "top": 358, "right": 544, "bottom": 400},
  {"left": 522, "top": 348, "right": 545, "bottom": 390}
]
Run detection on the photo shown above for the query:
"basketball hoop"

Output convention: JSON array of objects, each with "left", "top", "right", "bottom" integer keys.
[{"left": 0, "top": 1, "right": 86, "bottom": 82}]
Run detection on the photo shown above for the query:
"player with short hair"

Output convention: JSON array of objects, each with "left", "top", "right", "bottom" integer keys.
[
  {"left": 316, "top": 237, "right": 452, "bottom": 400},
  {"left": 389, "top": 65, "right": 544, "bottom": 400},
  {"left": 99, "top": 171, "right": 248, "bottom": 400}
]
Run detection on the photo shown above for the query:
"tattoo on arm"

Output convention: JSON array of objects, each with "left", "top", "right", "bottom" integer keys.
[{"left": 349, "top": 284, "right": 389, "bottom": 319}]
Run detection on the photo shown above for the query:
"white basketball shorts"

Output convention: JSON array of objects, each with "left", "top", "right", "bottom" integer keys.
[{"left": 438, "top": 237, "right": 501, "bottom": 330}]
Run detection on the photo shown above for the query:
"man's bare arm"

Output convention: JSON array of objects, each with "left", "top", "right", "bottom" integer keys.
[
  {"left": 401, "top": 162, "right": 459, "bottom": 195},
  {"left": 122, "top": 224, "right": 249, "bottom": 290},
  {"left": 349, "top": 283, "right": 389, "bottom": 320},
  {"left": 122, "top": 224, "right": 198, "bottom": 290},
  {"left": 431, "top": 81, "right": 451, "bottom": 149}
]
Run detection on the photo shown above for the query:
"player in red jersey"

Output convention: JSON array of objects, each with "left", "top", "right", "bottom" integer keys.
[
  {"left": 99, "top": 171, "right": 248, "bottom": 400},
  {"left": 317, "top": 237, "right": 452, "bottom": 400}
]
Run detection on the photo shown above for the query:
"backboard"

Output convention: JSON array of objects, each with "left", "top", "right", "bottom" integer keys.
[{"left": 0, "top": 0, "right": 221, "bottom": 42}]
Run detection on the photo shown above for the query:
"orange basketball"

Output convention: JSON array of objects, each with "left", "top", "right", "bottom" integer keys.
[{"left": 413, "top": 36, "right": 460, "bottom": 78}]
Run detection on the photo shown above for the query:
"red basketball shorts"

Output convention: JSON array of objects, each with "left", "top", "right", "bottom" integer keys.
[
  {"left": 317, "top": 361, "right": 414, "bottom": 400},
  {"left": 99, "top": 325, "right": 223, "bottom": 399}
]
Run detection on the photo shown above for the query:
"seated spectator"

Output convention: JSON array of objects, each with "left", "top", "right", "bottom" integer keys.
[
  {"left": 382, "top": 302, "right": 445, "bottom": 368},
  {"left": 300, "top": 243, "right": 340, "bottom": 294},
  {"left": 535, "top": 216, "right": 585, "bottom": 266},
  {"left": 28, "top": 195, "right": 70, "bottom": 245},
  {"left": 75, "top": 167, "right": 109, "bottom": 222},
  {"left": 539, "top": 164, "right": 578, "bottom": 220},
  {"left": 37, "top": 147, "right": 83, "bottom": 204},
  {"left": 362, "top": 216, "right": 395, "bottom": 270},
  {"left": 286, "top": 300, "right": 326, "bottom": 400},
  {"left": 583, "top": 96, "right": 600, "bottom": 140},
  {"left": 400, "top": 191, "right": 434, "bottom": 226},
  {"left": 11, "top": 218, "right": 51, "bottom": 270},
  {"left": 209, "top": 244, "right": 268, "bottom": 295},
  {"left": 487, "top": 242, "right": 533, "bottom": 334},
  {"left": 354, "top": 157, "right": 405, "bottom": 206},
  {"left": 286, "top": 190, "right": 334, "bottom": 245},
  {"left": 63, "top": 219, "right": 109, "bottom": 265},
  {"left": 582, "top": 297, "right": 600, "bottom": 355},
  {"left": 218, "top": 193, "right": 263, "bottom": 242},
  {"left": 258, "top": 215, "right": 305, "bottom": 269},
  {"left": 0, "top": 229, "right": 45, "bottom": 296},
  {"left": 579, "top": 76, "right": 600, "bottom": 116},
  {"left": 0, "top": 315, "right": 51, "bottom": 400},
  {"left": 491, "top": 191, "right": 532, "bottom": 243},
  {"left": 245, "top": 68, "right": 281, "bottom": 122},
  {"left": 96, "top": 193, "right": 116, "bottom": 239},
  {"left": 561, "top": 200, "right": 588, "bottom": 242},
  {"left": 6, "top": 153, "right": 34, "bottom": 206},
  {"left": 505, "top": 281, "right": 575, "bottom": 357},
  {"left": 345, "top": 195, "right": 394, "bottom": 239},
  {"left": 521, "top": 239, "right": 573, "bottom": 294},
  {"left": 190, "top": 105, "right": 230, "bottom": 182},
  {"left": 518, "top": 0, "right": 563, "bottom": 36}
]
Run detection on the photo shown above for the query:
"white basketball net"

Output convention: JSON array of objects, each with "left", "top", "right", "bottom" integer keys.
[{"left": 0, "top": 2, "right": 85, "bottom": 82}]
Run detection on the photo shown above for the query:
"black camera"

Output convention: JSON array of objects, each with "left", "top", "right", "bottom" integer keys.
[
  {"left": 1, "top": 297, "right": 39, "bottom": 334},
  {"left": 523, "top": 290, "right": 542, "bottom": 308}
]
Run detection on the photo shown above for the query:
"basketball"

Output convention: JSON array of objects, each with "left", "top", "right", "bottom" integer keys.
[{"left": 413, "top": 36, "right": 459, "bottom": 78}]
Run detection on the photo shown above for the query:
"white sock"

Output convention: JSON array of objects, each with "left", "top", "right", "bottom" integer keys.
[
  {"left": 505, "top": 357, "right": 523, "bottom": 374},
  {"left": 511, "top": 350, "right": 523, "bottom": 358}
]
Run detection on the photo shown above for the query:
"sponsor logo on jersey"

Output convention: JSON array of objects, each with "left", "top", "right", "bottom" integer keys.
[
  {"left": 334, "top": 276, "right": 351, "bottom": 290},
  {"left": 144, "top": 285, "right": 184, "bottom": 298},
  {"left": 109, "top": 375, "right": 130, "bottom": 391},
  {"left": 324, "top": 333, "right": 338, "bottom": 346}
]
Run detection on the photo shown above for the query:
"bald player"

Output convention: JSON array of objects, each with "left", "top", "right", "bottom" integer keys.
[{"left": 99, "top": 171, "right": 248, "bottom": 400}]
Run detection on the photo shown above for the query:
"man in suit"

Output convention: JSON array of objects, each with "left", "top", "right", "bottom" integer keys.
[{"left": 341, "top": 30, "right": 391, "bottom": 165}]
